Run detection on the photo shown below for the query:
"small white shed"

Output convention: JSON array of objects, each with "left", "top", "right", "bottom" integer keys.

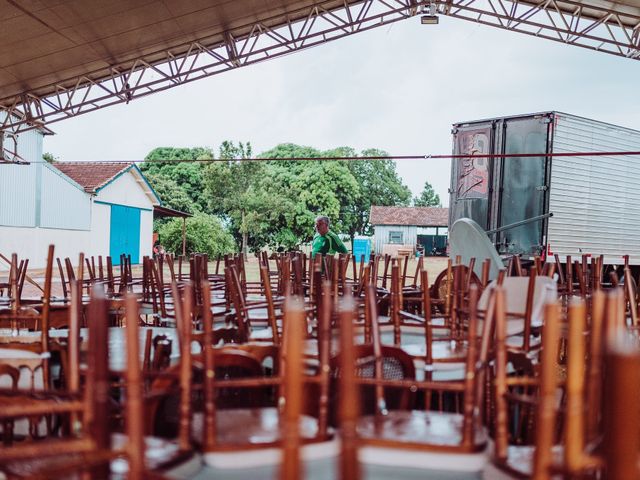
[
  {"left": 55, "top": 162, "right": 161, "bottom": 265},
  {"left": 0, "top": 128, "right": 160, "bottom": 267},
  {"left": 369, "top": 206, "right": 449, "bottom": 256}
]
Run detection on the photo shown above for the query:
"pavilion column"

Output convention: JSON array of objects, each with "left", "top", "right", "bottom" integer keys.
[{"left": 182, "top": 217, "right": 187, "bottom": 257}]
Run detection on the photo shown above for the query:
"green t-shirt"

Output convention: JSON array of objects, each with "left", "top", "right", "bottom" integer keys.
[{"left": 312, "top": 230, "right": 348, "bottom": 257}]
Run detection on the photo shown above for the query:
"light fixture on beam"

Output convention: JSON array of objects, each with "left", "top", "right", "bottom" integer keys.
[{"left": 421, "top": 1, "right": 439, "bottom": 25}]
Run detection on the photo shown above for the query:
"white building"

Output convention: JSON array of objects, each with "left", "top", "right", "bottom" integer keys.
[
  {"left": 0, "top": 128, "right": 160, "bottom": 268},
  {"left": 369, "top": 206, "right": 449, "bottom": 256}
]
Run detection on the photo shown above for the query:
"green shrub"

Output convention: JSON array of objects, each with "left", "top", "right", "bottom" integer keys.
[{"left": 157, "top": 213, "right": 236, "bottom": 257}]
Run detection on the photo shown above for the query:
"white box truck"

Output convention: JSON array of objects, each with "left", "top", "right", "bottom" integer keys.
[{"left": 448, "top": 111, "right": 640, "bottom": 267}]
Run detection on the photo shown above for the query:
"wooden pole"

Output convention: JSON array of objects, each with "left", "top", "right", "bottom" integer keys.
[
  {"left": 603, "top": 337, "right": 640, "bottom": 480},
  {"left": 280, "top": 296, "right": 305, "bottom": 480},
  {"left": 339, "top": 292, "right": 360, "bottom": 480},
  {"left": 125, "top": 294, "right": 144, "bottom": 480},
  {"left": 182, "top": 217, "right": 187, "bottom": 257}
]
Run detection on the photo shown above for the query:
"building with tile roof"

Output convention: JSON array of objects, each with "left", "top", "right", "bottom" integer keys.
[
  {"left": 0, "top": 129, "right": 161, "bottom": 268},
  {"left": 369, "top": 206, "right": 449, "bottom": 256}
]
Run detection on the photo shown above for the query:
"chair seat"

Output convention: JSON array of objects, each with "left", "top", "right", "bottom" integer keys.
[
  {"left": 482, "top": 444, "right": 564, "bottom": 479},
  {"left": 506, "top": 334, "right": 542, "bottom": 351},
  {"left": 249, "top": 327, "right": 274, "bottom": 341},
  {"left": 0, "top": 433, "right": 200, "bottom": 478},
  {"left": 247, "top": 307, "right": 272, "bottom": 321},
  {"left": 357, "top": 410, "right": 487, "bottom": 452},
  {"left": 203, "top": 439, "right": 339, "bottom": 469},
  {"left": 402, "top": 341, "right": 467, "bottom": 361},
  {"left": 110, "top": 432, "right": 200, "bottom": 472},
  {"left": 192, "top": 407, "right": 322, "bottom": 448},
  {"left": 360, "top": 443, "right": 489, "bottom": 472}
]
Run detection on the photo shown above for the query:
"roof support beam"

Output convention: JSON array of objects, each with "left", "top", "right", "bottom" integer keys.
[
  {"left": 1, "top": 0, "right": 639, "bottom": 134},
  {"left": 0, "top": 131, "right": 28, "bottom": 164},
  {"left": 440, "top": 0, "right": 640, "bottom": 60},
  {"left": 0, "top": 0, "right": 420, "bottom": 133}
]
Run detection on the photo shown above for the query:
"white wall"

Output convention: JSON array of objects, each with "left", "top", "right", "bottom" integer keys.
[
  {"left": 373, "top": 225, "right": 417, "bottom": 255},
  {"left": 97, "top": 170, "right": 155, "bottom": 210},
  {"left": 0, "top": 170, "right": 157, "bottom": 268},
  {"left": 139, "top": 209, "right": 153, "bottom": 259},
  {"left": 0, "top": 225, "right": 94, "bottom": 271},
  {"left": 40, "top": 163, "right": 91, "bottom": 230},
  {"left": 89, "top": 202, "right": 111, "bottom": 260},
  {"left": 95, "top": 170, "right": 156, "bottom": 263}
]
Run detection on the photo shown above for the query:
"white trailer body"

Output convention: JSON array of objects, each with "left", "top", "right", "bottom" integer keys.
[{"left": 448, "top": 111, "right": 640, "bottom": 265}]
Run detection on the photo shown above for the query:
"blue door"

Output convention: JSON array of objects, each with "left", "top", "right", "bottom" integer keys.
[{"left": 110, "top": 205, "right": 141, "bottom": 265}]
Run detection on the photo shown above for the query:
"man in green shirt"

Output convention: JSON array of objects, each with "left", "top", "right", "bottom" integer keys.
[{"left": 312, "top": 215, "right": 348, "bottom": 257}]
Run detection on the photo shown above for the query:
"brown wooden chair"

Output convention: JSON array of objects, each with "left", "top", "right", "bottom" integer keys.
[
  {"left": 1, "top": 282, "right": 201, "bottom": 479},
  {"left": 336, "top": 284, "right": 492, "bottom": 473},
  {"left": 601, "top": 330, "right": 640, "bottom": 479},
  {"left": 195, "top": 281, "right": 333, "bottom": 461},
  {"left": 0, "top": 282, "right": 110, "bottom": 476},
  {"left": 486, "top": 292, "right": 606, "bottom": 479},
  {"left": 227, "top": 264, "right": 284, "bottom": 343}
]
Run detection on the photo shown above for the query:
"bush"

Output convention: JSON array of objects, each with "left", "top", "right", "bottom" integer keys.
[
  {"left": 157, "top": 213, "right": 236, "bottom": 257},
  {"left": 270, "top": 228, "right": 299, "bottom": 251}
]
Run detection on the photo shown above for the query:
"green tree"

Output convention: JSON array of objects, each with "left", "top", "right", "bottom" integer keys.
[
  {"left": 141, "top": 147, "right": 213, "bottom": 212},
  {"left": 259, "top": 143, "right": 322, "bottom": 162},
  {"left": 413, "top": 181, "right": 441, "bottom": 207},
  {"left": 43, "top": 152, "right": 57, "bottom": 163},
  {"left": 157, "top": 212, "right": 235, "bottom": 257},
  {"left": 145, "top": 173, "right": 196, "bottom": 214},
  {"left": 259, "top": 144, "right": 361, "bottom": 243},
  {"left": 204, "top": 141, "right": 283, "bottom": 253}
]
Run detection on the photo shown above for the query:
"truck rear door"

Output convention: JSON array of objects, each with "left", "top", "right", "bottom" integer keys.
[
  {"left": 449, "top": 123, "right": 494, "bottom": 230},
  {"left": 497, "top": 116, "right": 550, "bottom": 256}
]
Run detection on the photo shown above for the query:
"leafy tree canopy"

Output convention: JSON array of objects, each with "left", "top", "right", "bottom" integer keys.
[
  {"left": 145, "top": 141, "right": 419, "bottom": 252},
  {"left": 141, "top": 147, "right": 213, "bottom": 212},
  {"left": 157, "top": 212, "right": 235, "bottom": 257},
  {"left": 413, "top": 180, "right": 441, "bottom": 207},
  {"left": 203, "top": 141, "right": 283, "bottom": 253},
  {"left": 145, "top": 173, "right": 196, "bottom": 214},
  {"left": 341, "top": 148, "right": 412, "bottom": 243},
  {"left": 43, "top": 152, "right": 58, "bottom": 163}
]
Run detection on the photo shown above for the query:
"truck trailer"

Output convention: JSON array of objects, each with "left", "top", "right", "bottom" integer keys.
[{"left": 448, "top": 111, "right": 640, "bottom": 266}]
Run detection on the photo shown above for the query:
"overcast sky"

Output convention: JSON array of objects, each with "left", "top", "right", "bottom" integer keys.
[{"left": 44, "top": 15, "right": 640, "bottom": 206}]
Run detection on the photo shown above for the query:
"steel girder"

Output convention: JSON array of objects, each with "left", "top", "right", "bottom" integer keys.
[
  {"left": 1, "top": 0, "right": 638, "bottom": 135},
  {"left": 439, "top": 0, "right": 640, "bottom": 60},
  {"left": 0, "top": 132, "right": 27, "bottom": 164},
  {"left": 0, "top": 0, "right": 423, "bottom": 134}
]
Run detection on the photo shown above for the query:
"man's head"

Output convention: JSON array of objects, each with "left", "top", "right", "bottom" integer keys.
[{"left": 315, "top": 215, "right": 330, "bottom": 235}]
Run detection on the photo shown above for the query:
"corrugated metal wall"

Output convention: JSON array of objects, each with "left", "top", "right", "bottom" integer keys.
[
  {"left": 1, "top": 128, "right": 92, "bottom": 230},
  {"left": 0, "top": 127, "right": 43, "bottom": 227},
  {"left": 0, "top": 163, "right": 37, "bottom": 227},
  {"left": 40, "top": 164, "right": 91, "bottom": 230},
  {"left": 373, "top": 225, "right": 416, "bottom": 254},
  {"left": 16, "top": 129, "right": 43, "bottom": 164},
  {"left": 548, "top": 113, "right": 640, "bottom": 264}
]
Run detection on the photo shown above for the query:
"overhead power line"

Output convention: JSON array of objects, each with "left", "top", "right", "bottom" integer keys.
[{"left": 42, "top": 150, "right": 640, "bottom": 165}]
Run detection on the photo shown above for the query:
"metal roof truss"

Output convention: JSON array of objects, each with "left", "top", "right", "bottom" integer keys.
[
  {"left": 0, "top": 0, "right": 423, "bottom": 134},
  {"left": 1, "top": 0, "right": 639, "bottom": 134},
  {"left": 440, "top": 0, "right": 640, "bottom": 60}
]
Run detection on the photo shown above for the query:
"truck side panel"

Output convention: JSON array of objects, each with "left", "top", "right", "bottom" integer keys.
[{"left": 547, "top": 113, "right": 640, "bottom": 265}]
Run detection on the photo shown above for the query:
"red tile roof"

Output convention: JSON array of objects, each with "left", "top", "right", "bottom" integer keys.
[
  {"left": 54, "top": 162, "right": 132, "bottom": 192},
  {"left": 369, "top": 206, "right": 449, "bottom": 226}
]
